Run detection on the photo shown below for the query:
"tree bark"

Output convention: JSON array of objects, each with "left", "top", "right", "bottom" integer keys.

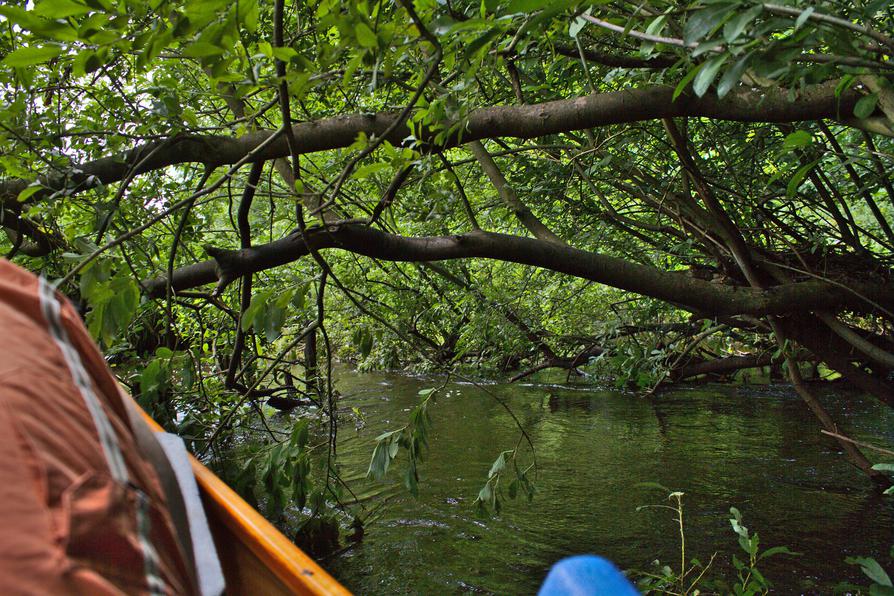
[
  {"left": 0, "top": 81, "right": 861, "bottom": 209},
  {"left": 143, "top": 224, "right": 894, "bottom": 318}
]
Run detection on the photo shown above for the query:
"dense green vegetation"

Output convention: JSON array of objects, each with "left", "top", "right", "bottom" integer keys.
[{"left": 1, "top": 0, "right": 893, "bottom": 574}]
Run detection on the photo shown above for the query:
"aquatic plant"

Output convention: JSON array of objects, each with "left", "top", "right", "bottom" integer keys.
[{"left": 633, "top": 489, "right": 798, "bottom": 595}]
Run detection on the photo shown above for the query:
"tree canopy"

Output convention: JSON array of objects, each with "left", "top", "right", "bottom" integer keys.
[{"left": 1, "top": 0, "right": 894, "bottom": 493}]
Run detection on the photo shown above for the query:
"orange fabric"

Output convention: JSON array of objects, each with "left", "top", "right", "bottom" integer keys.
[{"left": 0, "top": 260, "right": 193, "bottom": 595}]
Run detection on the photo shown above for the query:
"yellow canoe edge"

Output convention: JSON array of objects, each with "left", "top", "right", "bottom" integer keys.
[{"left": 137, "top": 407, "right": 352, "bottom": 596}]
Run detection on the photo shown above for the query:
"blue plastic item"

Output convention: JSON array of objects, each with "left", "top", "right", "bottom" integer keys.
[{"left": 538, "top": 555, "right": 640, "bottom": 596}]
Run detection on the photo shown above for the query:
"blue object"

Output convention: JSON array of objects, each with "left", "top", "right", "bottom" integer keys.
[{"left": 538, "top": 555, "right": 640, "bottom": 596}]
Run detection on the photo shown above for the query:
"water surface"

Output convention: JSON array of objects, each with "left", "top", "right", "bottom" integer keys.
[{"left": 277, "top": 370, "right": 894, "bottom": 593}]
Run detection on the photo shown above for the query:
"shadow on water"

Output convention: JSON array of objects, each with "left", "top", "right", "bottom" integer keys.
[{"left": 258, "top": 367, "right": 894, "bottom": 594}]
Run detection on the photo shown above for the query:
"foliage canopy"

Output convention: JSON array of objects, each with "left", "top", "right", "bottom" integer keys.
[{"left": 1, "top": 0, "right": 894, "bottom": 506}]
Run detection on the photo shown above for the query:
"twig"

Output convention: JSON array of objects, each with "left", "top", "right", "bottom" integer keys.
[
  {"left": 821, "top": 430, "right": 894, "bottom": 457},
  {"left": 762, "top": 3, "right": 894, "bottom": 51},
  {"left": 582, "top": 14, "right": 699, "bottom": 49}
]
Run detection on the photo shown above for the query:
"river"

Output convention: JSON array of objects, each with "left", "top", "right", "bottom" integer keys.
[{"left": 246, "top": 368, "right": 894, "bottom": 593}]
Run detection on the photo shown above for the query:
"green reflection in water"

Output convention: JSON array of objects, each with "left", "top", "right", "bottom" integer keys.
[{"left": 248, "top": 368, "right": 894, "bottom": 594}]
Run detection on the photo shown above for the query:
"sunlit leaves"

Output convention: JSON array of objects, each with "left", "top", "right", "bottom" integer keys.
[
  {"left": 16, "top": 183, "right": 44, "bottom": 203},
  {"left": 0, "top": 5, "right": 80, "bottom": 41}
]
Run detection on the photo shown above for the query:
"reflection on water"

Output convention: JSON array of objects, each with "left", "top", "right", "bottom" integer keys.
[{"left": 276, "top": 369, "right": 894, "bottom": 593}]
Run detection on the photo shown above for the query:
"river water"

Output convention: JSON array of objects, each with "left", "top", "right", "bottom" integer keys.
[{"left": 264, "top": 369, "right": 894, "bottom": 593}]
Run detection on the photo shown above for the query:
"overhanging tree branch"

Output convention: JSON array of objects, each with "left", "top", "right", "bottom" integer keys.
[
  {"left": 142, "top": 223, "right": 894, "bottom": 318},
  {"left": 0, "top": 81, "right": 862, "bottom": 209}
]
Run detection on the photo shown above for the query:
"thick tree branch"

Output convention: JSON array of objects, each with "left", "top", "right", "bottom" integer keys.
[
  {"left": 142, "top": 223, "right": 894, "bottom": 318},
  {"left": 674, "top": 352, "right": 809, "bottom": 380},
  {"left": 469, "top": 140, "right": 563, "bottom": 244},
  {"left": 1, "top": 81, "right": 860, "bottom": 209}
]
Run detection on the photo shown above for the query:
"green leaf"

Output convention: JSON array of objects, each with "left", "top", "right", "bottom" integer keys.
[
  {"left": 794, "top": 6, "right": 814, "bottom": 30},
  {"left": 182, "top": 41, "right": 226, "bottom": 58},
  {"left": 17, "top": 184, "right": 44, "bottom": 202},
  {"left": 723, "top": 6, "right": 761, "bottom": 43},
  {"left": 367, "top": 439, "right": 395, "bottom": 480},
  {"left": 240, "top": 290, "right": 272, "bottom": 332},
  {"left": 73, "top": 49, "right": 103, "bottom": 76},
  {"left": 0, "top": 6, "right": 47, "bottom": 31},
  {"left": 787, "top": 159, "right": 819, "bottom": 198},
  {"left": 107, "top": 275, "right": 139, "bottom": 331},
  {"left": 32, "top": 0, "right": 93, "bottom": 18},
  {"left": 355, "top": 22, "right": 378, "bottom": 48},
  {"left": 568, "top": 15, "right": 587, "bottom": 39},
  {"left": 758, "top": 545, "right": 800, "bottom": 560},
  {"left": 289, "top": 420, "right": 309, "bottom": 449},
  {"left": 846, "top": 557, "right": 893, "bottom": 587},
  {"left": 692, "top": 55, "right": 728, "bottom": 97},
  {"left": 644, "top": 15, "right": 667, "bottom": 37},
  {"left": 465, "top": 27, "right": 501, "bottom": 58},
  {"left": 353, "top": 161, "right": 390, "bottom": 179},
  {"left": 872, "top": 463, "right": 894, "bottom": 472},
  {"left": 836, "top": 74, "right": 857, "bottom": 98},
  {"left": 2, "top": 45, "right": 64, "bottom": 67},
  {"left": 241, "top": 0, "right": 259, "bottom": 32},
  {"left": 635, "top": 481, "right": 672, "bottom": 492},
  {"left": 855, "top": 93, "right": 879, "bottom": 119},
  {"left": 291, "top": 283, "right": 309, "bottom": 310},
  {"left": 405, "top": 459, "right": 418, "bottom": 496},
  {"left": 505, "top": 0, "right": 547, "bottom": 13},
  {"left": 691, "top": 39, "right": 721, "bottom": 58},
  {"left": 488, "top": 451, "right": 507, "bottom": 478},
  {"left": 256, "top": 41, "right": 273, "bottom": 57},
  {"left": 264, "top": 305, "right": 285, "bottom": 342},
  {"left": 359, "top": 330, "right": 373, "bottom": 358},
  {"left": 782, "top": 130, "right": 813, "bottom": 150},
  {"left": 716, "top": 52, "right": 751, "bottom": 98},
  {"left": 272, "top": 46, "right": 297, "bottom": 61},
  {"left": 477, "top": 481, "right": 493, "bottom": 504},
  {"left": 673, "top": 62, "right": 705, "bottom": 101},
  {"left": 140, "top": 359, "right": 163, "bottom": 392},
  {"left": 684, "top": 5, "right": 733, "bottom": 45}
]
